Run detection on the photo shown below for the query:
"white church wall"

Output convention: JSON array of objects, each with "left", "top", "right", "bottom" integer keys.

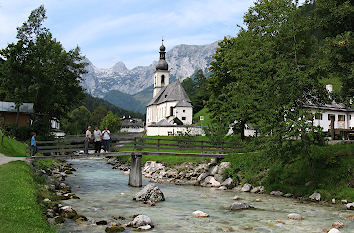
[{"left": 175, "top": 106, "right": 193, "bottom": 125}]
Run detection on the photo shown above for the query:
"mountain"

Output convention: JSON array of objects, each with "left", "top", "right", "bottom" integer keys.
[
  {"left": 81, "top": 40, "right": 219, "bottom": 113},
  {"left": 82, "top": 41, "right": 218, "bottom": 96}
]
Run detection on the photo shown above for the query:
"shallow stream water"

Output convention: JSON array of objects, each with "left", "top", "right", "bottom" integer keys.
[{"left": 59, "top": 159, "right": 353, "bottom": 233}]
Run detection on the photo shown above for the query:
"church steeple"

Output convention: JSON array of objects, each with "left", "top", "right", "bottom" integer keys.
[
  {"left": 156, "top": 39, "right": 168, "bottom": 70},
  {"left": 153, "top": 39, "right": 170, "bottom": 97}
]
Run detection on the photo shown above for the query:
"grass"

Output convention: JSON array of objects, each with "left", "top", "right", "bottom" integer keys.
[
  {"left": 193, "top": 107, "right": 212, "bottom": 126},
  {"left": 223, "top": 143, "right": 354, "bottom": 201},
  {"left": 0, "top": 161, "right": 55, "bottom": 233},
  {"left": 0, "top": 135, "right": 28, "bottom": 157}
]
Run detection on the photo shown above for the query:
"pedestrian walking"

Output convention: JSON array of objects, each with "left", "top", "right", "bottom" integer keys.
[
  {"left": 31, "top": 132, "right": 38, "bottom": 156},
  {"left": 93, "top": 126, "right": 102, "bottom": 153},
  {"left": 84, "top": 126, "right": 91, "bottom": 154},
  {"left": 102, "top": 126, "right": 111, "bottom": 152}
]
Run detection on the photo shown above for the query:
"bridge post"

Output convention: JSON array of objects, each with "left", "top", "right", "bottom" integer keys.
[{"left": 129, "top": 153, "right": 142, "bottom": 187}]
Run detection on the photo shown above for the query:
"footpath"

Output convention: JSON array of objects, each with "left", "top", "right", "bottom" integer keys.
[{"left": 0, "top": 153, "right": 27, "bottom": 166}]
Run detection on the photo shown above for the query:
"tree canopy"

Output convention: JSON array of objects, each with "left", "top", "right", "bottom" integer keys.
[{"left": 0, "top": 5, "right": 87, "bottom": 136}]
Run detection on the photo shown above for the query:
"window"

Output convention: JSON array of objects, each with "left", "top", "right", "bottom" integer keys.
[
  {"left": 161, "top": 75, "right": 165, "bottom": 85},
  {"left": 170, "top": 107, "right": 173, "bottom": 116},
  {"left": 328, "top": 114, "right": 335, "bottom": 121},
  {"left": 338, "top": 115, "right": 345, "bottom": 121},
  {"left": 182, "top": 117, "right": 186, "bottom": 120},
  {"left": 314, "top": 113, "right": 322, "bottom": 120},
  {"left": 183, "top": 110, "right": 185, "bottom": 113}
]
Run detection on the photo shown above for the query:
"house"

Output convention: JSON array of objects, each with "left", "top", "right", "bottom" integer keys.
[
  {"left": 0, "top": 101, "right": 33, "bottom": 127},
  {"left": 146, "top": 41, "right": 201, "bottom": 136},
  {"left": 306, "top": 84, "right": 353, "bottom": 136},
  {"left": 120, "top": 118, "right": 144, "bottom": 133}
]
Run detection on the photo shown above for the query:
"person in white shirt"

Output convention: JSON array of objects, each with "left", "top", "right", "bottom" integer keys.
[
  {"left": 84, "top": 126, "right": 91, "bottom": 154},
  {"left": 93, "top": 126, "right": 102, "bottom": 153},
  {"left": 102, "top": 126, "right": 111, "bottom": 152}
]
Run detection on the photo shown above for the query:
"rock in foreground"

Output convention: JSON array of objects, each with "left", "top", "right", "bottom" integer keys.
[
  {"left": 328, "top": 228, "right": 341, "bottom": 233},
  {"left": 287, "top": 213, "right": 302, "bottom": 220},
  {"left": 129, "top": 215, "right": 154, "bottom": 228},
  {"left": 230, "top": 202, "right": 254, "bottom": 210},
  {"left": 133, "top": 183, "right": 165, "bottom": 202},
  {"left": 192, "top": 210, "right": 209, "bottom": 217}
]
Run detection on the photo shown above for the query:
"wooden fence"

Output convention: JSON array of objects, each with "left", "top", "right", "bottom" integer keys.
[{"left": 29, "top": 134, "right": 241, "bottom": 158}]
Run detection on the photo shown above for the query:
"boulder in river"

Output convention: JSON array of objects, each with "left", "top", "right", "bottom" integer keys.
[
  {"left": 230, "top": 202, "right": 254, "bottom": 210},
  {"left": 250, "top": 186, "right": 264, "bottom": 194},
  {"left": 60, "top": 206, "right": 78, "bottom": 219},
  {"left": 328, "top": 228, "right": 341, "bottom": 233},
  {"left": 331, "top": 221, "right": 344, "bottom": 228},
  {"left": 287, "top": 213, "right": 302, "bottom": 220},
  {"left": 200, "top": 176, "right": 221, "bottom": 187},
  {"left": 270, "top": 191, "right": 283, "bottom": 196},
  {"left": 129, "top": 215, "right": 154, "bottom": 228},
  {"left": 105, "top": 226, "right": 125, "bottom": 232},
  {"left": 192, "top": 210, "right": 209, "bottom": 217},
  {"left": 221, "top": 178, "right": 235, "bottom": 189},
  {"left": 133, "top": 183, "right": 165, "bottom": 202},
  {"left": 309, "top": 192, "right": 321, "bottom": 201},
  {"left": 346, "top": 202, "right": 354, "bottom": 210},
  {"left": 241, "top": 183, "right": 252, "bottom": 192}
]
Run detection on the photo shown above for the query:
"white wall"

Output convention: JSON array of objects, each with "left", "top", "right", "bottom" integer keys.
[
  {"left": 120, "top": 127, "right": 145, "bottom": 133},
  {"left": 175, "top": 106, "right": 193, "bottom": 125},
  {"left": 146, "top": 126, "right": 204, "bottom": 136},
  {"left": 310, "top": 109, "right": 353, "bottom": 131}
]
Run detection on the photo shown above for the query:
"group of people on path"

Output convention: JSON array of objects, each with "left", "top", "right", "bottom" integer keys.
[{"left": 84, "top": 126, "right": 111, "bottom": 154}]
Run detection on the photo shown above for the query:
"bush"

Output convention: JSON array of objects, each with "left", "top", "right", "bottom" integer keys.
[{"left": 3, "top": 124, "right": 33, "bottom": 141}]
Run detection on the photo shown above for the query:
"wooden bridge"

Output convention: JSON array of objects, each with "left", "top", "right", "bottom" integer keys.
[{"left": 29, "top": 133, "right": 241, "bottom": 187}]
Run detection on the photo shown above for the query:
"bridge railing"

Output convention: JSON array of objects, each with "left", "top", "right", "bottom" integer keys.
[{"left": 30, "top": 134, "right": 241, "bottom": 158}]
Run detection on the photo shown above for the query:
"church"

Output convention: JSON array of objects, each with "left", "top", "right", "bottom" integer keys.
[{"left": 146, "top": 41, "right": 193, "bottom": 129}]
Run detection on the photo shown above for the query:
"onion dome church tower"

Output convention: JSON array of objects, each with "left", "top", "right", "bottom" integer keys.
[{"left": 153, "top": 40, "right": 170, "bottom": 97}]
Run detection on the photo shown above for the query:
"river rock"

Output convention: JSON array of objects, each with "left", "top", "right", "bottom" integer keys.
[
  {"left": 221, "top": 177, "right": 235, "bottom": 189},
  {"left": 346, "top": 202, "right": 354, "bottom": 210},
  {"left": 96, "top": 220, "right": 108, "bottom": 225},
  {"left": 210, "top": 165, "right": 219, "bottom": 176},
  {"left": 241, "top": 183, "right": 252, "bottom": 192},
  {"left": 200, "top": 176, "right": 221, "bottom": 187},
  {"left": 133, "top": 183, "right": 165, "bottom": 202},
  {"left": 218, "top": 186, "right": 227, "bottom": 190},
  {"left": 283, "top": 193, "right": 293, "bottom": 198},
  {"left": 197, "top": 172, "right": 209, "bottom": 182},
  {"left": 232, "top": 195, "right": 241, "bottom": 200},
  {"left": 217, "top": 162, "right": 231, "bottom": 175},
  {"left": 214, "top": 174, "right": 224, "bottom": 183},
  {"left": 287, "top": 213, "right": 302, "bottom": 220},
  {"left": 341, "top": 200, "right": 347, "bottom": 204},
  {"left": 60, "top": 206, "right": 78, "bottom": 219},
  {"left": 332, "top": 221, "right": 344, "bottom": 228},
  {"left": 270, "top": 191, "right": 283, "bottom": 196},
  {"left": 328, "top": 228, "right": 341, "bottom": 233},
  {"left": 192, "top": 210, "right": 209, "bottom": 217},
  {"left": 138, "top": 225, "right": 152, "bottom": 230},
  {"left": 230, "top": 202, "right": 253, "bottom": 210},
  {"left": 105, "top": 226, "right": 125, "bottom": 232},
  {"left": 309, "top": 192, "right": 321, "bottom": 201},
  {"left": 332, "top": 198, "right": 336, "bottom": 204},
  {"left": 129, "top": 215, "right": 154, "bottom": 228},
  {"left": 250, "top": 186, "right": 264, "bottom": 194}
]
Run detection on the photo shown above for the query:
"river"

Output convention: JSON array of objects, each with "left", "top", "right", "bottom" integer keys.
[{"left": 58, "top": 159, "right": 353, "bottom": 233}]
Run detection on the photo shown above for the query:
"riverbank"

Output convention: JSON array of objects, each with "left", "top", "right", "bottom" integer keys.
[
  {"left": 0, "top": 161, "right": 55, "bottom": 233},
  {"left": 109, "top": 142, "right": 354, "bottom": 205}
]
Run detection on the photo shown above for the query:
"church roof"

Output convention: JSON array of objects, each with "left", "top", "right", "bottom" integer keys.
[
  {"left": 156, "top": 119, "right": 172, "bottom": 126},
  {"left": 147, "top": 81, "right": 192, "bottom": 106},
  {"left": 175, "top": 99, "right": 192, "bottom": 107}
]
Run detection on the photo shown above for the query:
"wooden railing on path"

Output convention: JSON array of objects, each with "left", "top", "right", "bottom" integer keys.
[{"left": 29, "top": 134, "right": 242, "bottom": 159}]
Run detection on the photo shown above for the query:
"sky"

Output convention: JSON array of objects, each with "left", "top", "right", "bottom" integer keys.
[{"left": 0, "top": 0, "right": 255, "bottom": 69}]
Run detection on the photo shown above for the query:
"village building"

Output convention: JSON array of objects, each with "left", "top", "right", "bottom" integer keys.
[
  {"left": 120, "top": 117, "right": 144, "bottom": 133},
  {"left": 145, "top": 41, "right": 202, "bottom": 136},
  {"left": 0, "top": 101, "right": 33, "bottom": 127}
]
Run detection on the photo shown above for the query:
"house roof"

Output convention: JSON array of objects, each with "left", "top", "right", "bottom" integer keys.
[
  {"left": 0, "top": 101, "right": 34, "bottom": 113},
  {"left": 304, "top": 101, "right": 353, "bottom": 112},
  {"left": 147, "top": 81, "right": 192, "bottom": 106}
]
